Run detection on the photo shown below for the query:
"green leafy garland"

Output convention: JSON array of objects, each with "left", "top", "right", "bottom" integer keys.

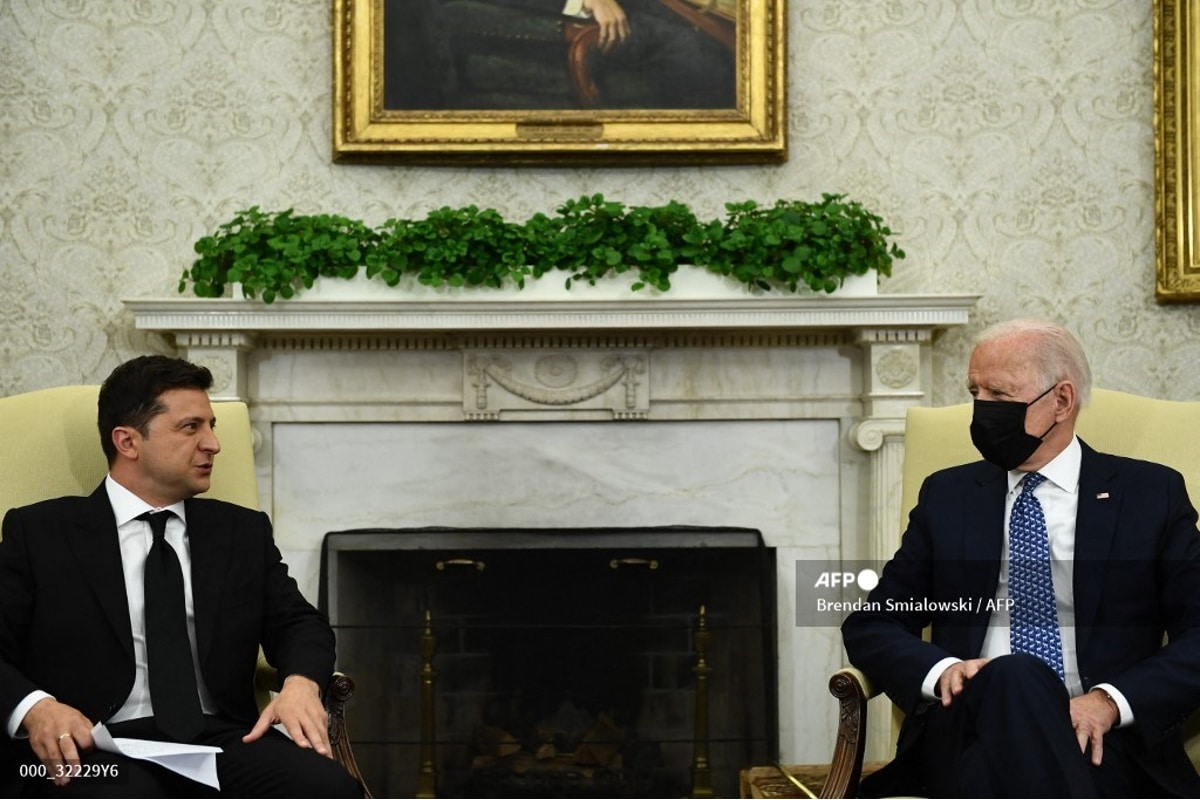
[{"left": 181, "top": 194, "right": 905, "bottom": 303}]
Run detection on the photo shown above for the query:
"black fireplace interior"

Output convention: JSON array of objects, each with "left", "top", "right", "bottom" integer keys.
[{"left": 321, "top": 527, "right": 778, "bottom": 798}]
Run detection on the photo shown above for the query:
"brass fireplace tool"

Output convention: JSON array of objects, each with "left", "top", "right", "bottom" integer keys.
[
  {"left": 415, "top": 609, "right": 438, "bottom": 799},
  {"left": 691, "top": 604, "right": 715, "bottom": 798}
]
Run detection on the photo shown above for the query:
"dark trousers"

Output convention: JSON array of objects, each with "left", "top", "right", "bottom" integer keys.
[
  {"left": 14, "top": 715, "right": 361, "bottom": 798},
  {"left": 863, "top": 653, "right": 1163, "bottom": 798}
]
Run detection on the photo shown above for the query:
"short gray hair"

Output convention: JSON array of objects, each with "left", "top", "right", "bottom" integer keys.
[{"left": 976, "top": 319, "right": 1092, "bottom": 406}]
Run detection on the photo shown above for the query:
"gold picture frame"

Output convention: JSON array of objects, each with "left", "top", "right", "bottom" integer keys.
[
  {"left": 332, "top": 0, "right": 786, "bottom": 165},
  {"left": 1155, "top": 0, "right": 1200, "bottom": 301}
]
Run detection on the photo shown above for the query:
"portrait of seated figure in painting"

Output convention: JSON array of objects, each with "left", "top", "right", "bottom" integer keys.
[{"left": 384, "top": 0, "right": 737, "bottom": 111}]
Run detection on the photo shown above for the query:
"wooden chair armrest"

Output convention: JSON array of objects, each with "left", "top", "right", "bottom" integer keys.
[
  {"left": 738, "top": 670, "right": 882, "bottom": 798},
  {"left": 325, "top": 673, "right": 371, "bottom": 797},
  {"left": 820, "top": 667, "right": 873, "bottom": 798},
  {"left": 254, "top": 662, "right": 371, "bottom": 798},
  {"left": 835, "top": 666, "right": 876, "bottom": 699}
]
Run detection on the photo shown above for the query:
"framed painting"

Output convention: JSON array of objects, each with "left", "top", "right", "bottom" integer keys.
[
  {"left": 332, "top": 0, "right": 786, "bottom": 164},
  {"left": 1155, "top": 0, "right": 1200, "bottom": 301}
]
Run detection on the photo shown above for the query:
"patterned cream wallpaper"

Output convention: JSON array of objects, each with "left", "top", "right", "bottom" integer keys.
[{"left": 3, "top": 1, "right": 1199, "bottom": 401}]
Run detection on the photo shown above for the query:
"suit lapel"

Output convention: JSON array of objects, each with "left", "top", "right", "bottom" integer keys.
[
  {"left": 964, "top": 464, "right": 1007, "bottom": 656},
  {"left": 70, "top": 485, "right": 135, "bottom": 661},
  {"left": 1073, "top": 442, "right": 1120, "bottom": 657},
  {"left": 185, "top": 499, "right": 231, "bottom": 664}
]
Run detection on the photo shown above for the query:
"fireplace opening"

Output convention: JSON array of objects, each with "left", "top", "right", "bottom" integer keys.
[{"left": 322, "top": 527, "right": 777, "bottom": 798}]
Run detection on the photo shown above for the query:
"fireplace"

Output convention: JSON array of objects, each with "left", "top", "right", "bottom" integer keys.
[
  {"left": 127, "top": 291, "right": 976, "bottom": 765},
  {"left": 322, "top": 527, "right": 776, "bottom": 798}
]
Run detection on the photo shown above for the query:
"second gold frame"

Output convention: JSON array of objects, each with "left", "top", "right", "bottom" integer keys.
[
  {"left": 1155, "top": 0, "right": 1200, "bottom": 301},
  {"left": 333, "top": 0, "right": 786, "bottom": 165}
]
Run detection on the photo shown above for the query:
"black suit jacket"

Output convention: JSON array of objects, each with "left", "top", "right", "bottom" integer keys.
[
  {"left": 0, "top": 484, "right": 335, "bottom": 735},
  {"left": 842, "top": 441, "right": 1200, "bottom": 793}
]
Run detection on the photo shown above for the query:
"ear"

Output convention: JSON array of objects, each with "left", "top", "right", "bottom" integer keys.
[
  {"left": 111, "top": 426, "right": 141, "bottom": 461},
  {"left": 1054, "top": 381, "right": 1078, "bottom": 421}
]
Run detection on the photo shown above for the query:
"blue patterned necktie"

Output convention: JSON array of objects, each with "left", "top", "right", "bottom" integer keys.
[{"left": 1008, "top": 472, "right": 1065, "bottom": 680}]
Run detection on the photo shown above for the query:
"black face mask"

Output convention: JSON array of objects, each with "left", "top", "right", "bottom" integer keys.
[{"left": 969, "top": 383, "right": 1058, "bottom": 470}]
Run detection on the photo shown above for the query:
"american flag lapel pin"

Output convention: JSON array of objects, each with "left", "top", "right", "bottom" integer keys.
[{"left": 1096, "top": 492, "right": 1110, "bottom": 500}]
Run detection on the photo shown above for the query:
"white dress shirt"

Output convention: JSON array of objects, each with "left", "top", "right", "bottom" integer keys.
[{"left": 920, "top": 437, "right": 1132, "bottom": 726}]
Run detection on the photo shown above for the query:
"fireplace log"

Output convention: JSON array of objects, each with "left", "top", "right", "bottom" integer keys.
[
  {"left": 477, "top": 725, "right": 523, "bottom": 758},
  {"left": 575, "top": 712, "right": 624, "bottom": 766}
]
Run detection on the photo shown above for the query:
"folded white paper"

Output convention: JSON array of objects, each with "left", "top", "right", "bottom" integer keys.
[{"left": 91, "top": 722, "right": 222, "bottom": 790}]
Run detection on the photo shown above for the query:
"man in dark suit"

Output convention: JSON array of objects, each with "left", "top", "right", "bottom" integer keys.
[
  {"left": 842, "top": 319, "right": 1200, "bottom": 797},
  {"left": 0, "top": 356, "right": 360, "bottom": 797}
]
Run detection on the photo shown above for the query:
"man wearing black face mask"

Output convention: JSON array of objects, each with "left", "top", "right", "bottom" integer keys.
[
  {"left": 970, "top": 381, "right": 1059, "bottom": 470},
  {"left": 842, "top": 319, "right": 1200, "bottom": 797}
]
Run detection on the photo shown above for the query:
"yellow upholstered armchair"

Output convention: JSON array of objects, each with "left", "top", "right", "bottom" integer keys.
[
  {"left": 813, "top": 388, "right": 1200, "bottom": 798},
  {"left": 0, "top": 385, "right": 370, "bottom": 796}
]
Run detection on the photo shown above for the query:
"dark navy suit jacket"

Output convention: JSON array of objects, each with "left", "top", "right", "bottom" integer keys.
[{"left": 842, "top": 440, "right": 1200, "bottom": 793}]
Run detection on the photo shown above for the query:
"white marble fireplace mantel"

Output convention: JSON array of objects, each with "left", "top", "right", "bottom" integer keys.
[
  {"left": 125, "top": 291, "right": 977, "bottom": 763},
  {"left": 126, "top": 293, "right": 976, "bottom": 413},
  {"left": 126, "top": 292, "right": 976, "bottom": 550}
]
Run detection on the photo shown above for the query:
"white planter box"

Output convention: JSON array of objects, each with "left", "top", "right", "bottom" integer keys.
[{"left": 243, "top": 267, "right": 879, "bottom": 302}]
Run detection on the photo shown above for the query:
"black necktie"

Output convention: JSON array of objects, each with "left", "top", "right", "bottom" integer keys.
[{"left": 140, "top": 510, "right": 204, "bottom": 741}]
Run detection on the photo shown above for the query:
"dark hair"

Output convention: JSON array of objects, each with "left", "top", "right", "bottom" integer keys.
[{"left": 98, "top": 355, "right": 214, "bottom": 464}]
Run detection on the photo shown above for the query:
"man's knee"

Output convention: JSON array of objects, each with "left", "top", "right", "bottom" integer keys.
[
  {"left": 290, "top": 758, "right": 361, "bottom": 799},
  {"left": 960, "top": 653, "right": 1071, "bottom": 723},
  {"left": 217, "top": 732, "right": 360, "bottom": 798},
  {"left": 976, "top": 652, "right": 1064, "bottom": 690}
]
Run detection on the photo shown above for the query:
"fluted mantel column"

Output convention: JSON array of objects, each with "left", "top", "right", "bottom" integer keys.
[{"left": 850, "top": 327, "right": 934, "bottom": 563}]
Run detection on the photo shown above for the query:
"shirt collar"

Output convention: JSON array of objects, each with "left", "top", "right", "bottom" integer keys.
[
  {"left": 105, "top": 474, "right": 188, "bottom": 527},
  {"left": 1005, "top": 435, "right": 1081, "bottom": 495}
]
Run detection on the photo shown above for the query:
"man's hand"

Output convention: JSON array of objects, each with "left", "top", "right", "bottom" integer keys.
[
  {"left": 935, "top": 658, "right": 990, "bottom": 707},
  {"left": 243, "top": 674, "right": 332, "bottom": 757},
  {"left": 582, "top": 0, "right": 630, "bottom": 52},
  {"left": 21, "top": 697, "right": 95, "bottom": 787},
  {"left": 1071, "top": 689, "right": 1119, "bottom": 766}
]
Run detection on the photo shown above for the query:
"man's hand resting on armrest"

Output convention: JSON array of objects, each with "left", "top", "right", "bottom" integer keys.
[{"left": 242, "top": 674, "right": 332, "bottom": 758}]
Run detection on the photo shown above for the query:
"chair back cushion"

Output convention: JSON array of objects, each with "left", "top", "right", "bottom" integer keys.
[{"left": 0, "top": 385, "right": 259, "bottom": 519}]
